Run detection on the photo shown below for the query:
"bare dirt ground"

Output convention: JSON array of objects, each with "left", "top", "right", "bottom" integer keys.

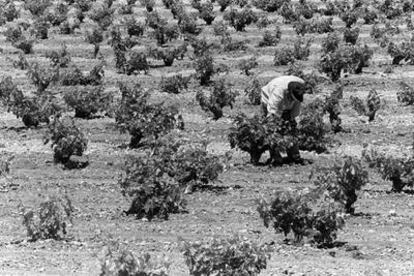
[{"left": 1, "top": 1, "right": 414, "bottom": 275}]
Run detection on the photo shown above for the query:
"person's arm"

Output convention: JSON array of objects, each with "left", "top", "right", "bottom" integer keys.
[{"left": 290, "top": 101, "right": 301, "bottom": 119}]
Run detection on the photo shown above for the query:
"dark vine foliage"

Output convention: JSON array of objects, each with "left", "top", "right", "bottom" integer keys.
[{"left": 115, "top": 82, "right": 184, "bottom": 148}]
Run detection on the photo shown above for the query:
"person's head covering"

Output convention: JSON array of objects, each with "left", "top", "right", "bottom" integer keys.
[{"left": 288, "top": 81, "right": 306, "bottom": 102}]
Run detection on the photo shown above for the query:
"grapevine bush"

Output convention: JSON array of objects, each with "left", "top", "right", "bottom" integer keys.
[
  {"left": 363, "top": 146, "right": 414, "bottom": 192},
  {"left": 297, "top": 102, "right": 329, "bottom": 154},
  {"left": 194, "top": 52, "right": 215, "bottom": 86},
  {"left": 223, "top": 7, "right": 258, "bottom": 32},
  {"left": 63, "top": 86, "right": 113, "bottom": 119},
  {"left": 120, "top": 153, "right": 185, "bottom": 220},
  {"left": 258, "top": 27, "right": 282, "bottom": 47},
  {"left": 44, "top": 116, "right": 88, "bottom": 167},
  {"left": 244, "top": 77, "right": 262, "bottom": 105},
  {"left": 228, "top": 113, "right": 298, "bottom": 165},
  {"left": 115, "top": 82, "right": 184, "bottom": 148},
  {"left": 319, "top": 43, "right": 373, "bottom": 81},
  {"left": 238, "top": 56, "right": 258, "bottom": 76},
  {"left": 180, "top": 236, "right": 270, "bottom": 276},
  {"left": 349, "top": 89, "right": 382, "bottom": 121},
  {"left": 344, "top": 27, "right": 360, "bottom": 45},
  {"left": 46, "top": 44, "right": 71, "bottom": 68},
  {"left": 0, "top": 77, "right": 59, "bottom": 128},
  {"left": 257, "top": 190, "right": 345, "bottom": 245},
  {"left": 397, "top": 81, "right": 414, "bottom": 105},
  {"left": 196, "top": 78, "right": 237, "bottom": 120},
  {"left": 312, "top": 157, "right": 369, "bottom": 214},
  {"left": 159, "top": 74, "right": 190, "bottom": 94},
  {"left": 21, "top": 194, "right": 74, "bottom": 241},
  {"left": 26, "top": 62, "right": 59, "bottom": 94},
  {"left": 100, "top": 247, "right": 170, "bottom": 276}
]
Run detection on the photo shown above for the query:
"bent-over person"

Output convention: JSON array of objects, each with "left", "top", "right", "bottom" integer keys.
[{"left": 261, "top": 75, "right": 307, "bottom": 165}]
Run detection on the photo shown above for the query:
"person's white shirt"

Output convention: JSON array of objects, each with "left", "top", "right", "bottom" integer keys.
[{"left": 261, "top": 76, "right": 305, "bottom": 118}]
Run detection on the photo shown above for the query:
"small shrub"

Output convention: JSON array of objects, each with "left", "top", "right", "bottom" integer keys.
[
  {"left": 312, "top": 157, "right": 369, "bottom": 214},
  {"left": 293, "top": 37, "right": 312, "bottom": 61},
  {"left": 279, "top": 2, "right": 298, "bottom": 23},
  {"left": 344, "top": 27, "right": 360, "bottom": 45},
  {"left": 220, "top": 34, "right": 247, "bottom": 52},
  {"left": 212, "top": 20, "right": 229, "bottom": 36},
  {"left": 199, "top": 0, "right": 215, "bottom": 25},
  {"left": 24, "top": 0, "right": 51, "bottom": 17},
  {"left": 293, "top": 16, "right": 333, "bottom": 35},
  {"left": 387, "top": 41, "right": 414, "bottom": 65},
  {"left": 14, "top": 96, "right": 59, "bottom": 128},
  {"left": 109, "top": 27, "right": 127, "bottom": 72},
  {"left": 3, "top": 2, "right": 19, "bottom": 22},
  {"left": 349, "top": 89, "right": 381, "bottom": 121},
  {"left": 297, "top": 102, "right": 329, "bottom": 154},
  {"left": 256, "top": 16, "right": 272, "bottom": 29},
  {"left": 180, "top": 236, "right": 270, "bottom": 276},
  {"left": 319, "top": 44, "right": 373, "bottom": 81},
  {"left": 178, "top": 12, "right": 201, "bottom": 35},
  {"left": 228, "top": 114, "right": 298, "bottom": 165},
  {"left": 194, "top": 52, "right": 215, "bottom": 86},
  {"left": 82, "top": 62, "right": 105, "bottom": 86},
  {"left": 252, "top": 0, "right": 287, "bottom": 12},
  {"left": 58, "top": 65, "right": 84, "bottom": 86},
  {"left": 217, "top": 0, "right": 232, "bottom": 12},
  {"left": 189, "top": 36, "right": 215, "bottom": 57},
  {"left": 45, "top": 116, "right": 88, "bottom": 166},
  {"left": 273, "top": 47, "right": 295, "bottom": 66},
  {"left": 12, "top": 38, "right": 35, "bottom": 54},
  {"left": 44, "top": 2, "right": 68, "bottom": 26},
  {"left": 397, "top": 81, "right": 414, "bottom": 105},
  {"left": 320, "top": 0, "right": 340, "bottom": 16},
  {"left": 370, "top": 22, "right": 400, "bottom": 43},
  {"left": 362, "top": 5, "right": 377, "bottom": 24},
  {"left": 239, "top": 56, "right": 258, "bottom": 76},
  {"left": 125, "top": 50, "right": 149, "bottom": 75},
  {"left": 4, "top": 24, "right": 23, "bottom": 43},
  {"left": 258, "top": 27, "right": 282, "bottom": 47},
  {"left": 321, "top": 32, "right": 340, "bottom": 54},
  {"left": 11, "top": 52, "right": 29, "bottom": 70},
  {"left": 120, "top": 154, "right": 185, "bottom": 220},
  {"left": 223, "top": 7, "right": 258, "bottom": 32},
  {"left": 152, "top": 22, "right": 180, "bottom": 45},
  {"left": 146, "top": 10, "right": 166, "bottom": 29},
  {"left": 149, "top": 46, "right": 179, "bottom": 66},
  {"left": 196, "top": 78, "right": 237, "bottom": 120},
  {"left": 87, "top": 1, "right": 112, "bottom": 29},
  {"left": 115, "top": 82, "right": 184, "bottom": 148},
  {"left": 324, "top": 85, "right": 343, "bottom": 132},
  {"left": 340, "top": 10, "right": 359, "bottom": 28},
  {"left": 100, "top": 247, "right": 170, "bottom": 276},
  {"left": 139, "top": 0, "right": 155, "bottom": 12},
  {"left": 158, "top": 134, "right": 224, "bottom": 188},
  {"left": 32, "top": 17, "right": 50, "bottom": 40},
  {"left": 21, "top": 194, "right": 74, "bottom": 241},
  {"left": 0, "top": 76, "right": 59, "bottom": 128},
  {"left": 83, "top": 24, "right": 104, "bottom": 59},
  {"left": 159, "top": 74, "right": 190, "bottom": 94},
  {"left": 63, "top": 86, "right": 113, "bottom": 119},
  {"left": 46, "top": 44, "right": 71, "bottom": 68},
  {"left": 26, "top": 62, "right": 59, "bottom": 94},
  {"left": 244, "top": 78, "right": 261, "bottom": 105},
  {"left": 257, "top": 190, "right": 345, "bottom": 245},
  {"left": 362, "top": 147, "right": 414, "bottom": 192},
  {"left": 296, "top": 0, "right": 317, "bottom": 19},
  {"left": 59, "top": 20, "right": 76, "bottom": 35},
  {"left": 124, "top": 17, "right": 145, "bottom": 37}
]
